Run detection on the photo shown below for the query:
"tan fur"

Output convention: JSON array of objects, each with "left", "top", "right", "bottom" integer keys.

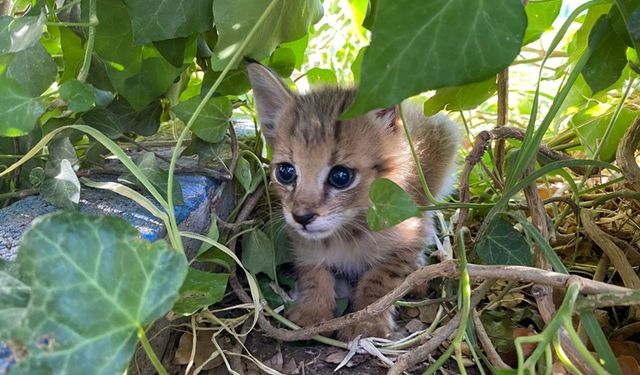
[{"left": 247, "top": 63, "right": 462, "bottom": 340}]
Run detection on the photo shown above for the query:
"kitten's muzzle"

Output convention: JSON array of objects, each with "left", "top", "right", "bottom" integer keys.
[{"left": 292, "top": 212, "right": 318, "bottom": 227}]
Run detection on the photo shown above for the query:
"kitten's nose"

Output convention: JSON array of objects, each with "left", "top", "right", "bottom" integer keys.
[{"left": 292, "top": 212, "right": 318, "bottom": 226}]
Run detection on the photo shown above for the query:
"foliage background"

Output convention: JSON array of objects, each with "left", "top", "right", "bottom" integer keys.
[{"left": 0, "top": 0, "right": 639, "bottom": 374}]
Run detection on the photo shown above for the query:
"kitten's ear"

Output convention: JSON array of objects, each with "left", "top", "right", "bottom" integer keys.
[
  {"left": 247, "top": 63, "right": 294, "bottom": 140},
  {"left": 366, "top": 106, "right": 401, "bottom": 132}
]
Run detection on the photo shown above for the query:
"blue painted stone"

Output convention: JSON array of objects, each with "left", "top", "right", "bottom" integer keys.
[{"left": 0, "top": 175, "right": 219, "bottom": 261}]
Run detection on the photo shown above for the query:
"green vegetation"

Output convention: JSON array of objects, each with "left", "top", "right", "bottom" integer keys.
[{"left": 0, "top": 0, "right": 639, "bottom": 373}]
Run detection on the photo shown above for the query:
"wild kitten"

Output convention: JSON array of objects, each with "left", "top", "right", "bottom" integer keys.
[{"left": 247, "top": 63, "right": 462, "bottom": 340}]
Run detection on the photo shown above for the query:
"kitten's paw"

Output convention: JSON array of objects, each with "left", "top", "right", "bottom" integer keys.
[
  {"left": 338, "top": 315, "right": 392, "bottom": 341},
  {"left": 288, "top": 304, "right": 333, "bottom": 327}
]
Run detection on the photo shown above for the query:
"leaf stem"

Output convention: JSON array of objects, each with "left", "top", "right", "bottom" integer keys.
[
  {"left": 137, "top": 326, "right": 168, "bottom": 375},
  {"left": 452, "top": 228, "right": 471, "bottom": 375}
]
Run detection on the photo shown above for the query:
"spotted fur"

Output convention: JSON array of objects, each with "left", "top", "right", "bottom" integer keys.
[{"left": 247, "top": 63, "right": 461, "bottom": 340}]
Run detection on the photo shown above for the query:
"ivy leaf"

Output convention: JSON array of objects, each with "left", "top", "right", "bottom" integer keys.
[
  {"left": 81, "top": 108, "right": 125, "bottom": 139},
  {"left": 583, "top": 15, "right": 628, "bottom": 94},
  {"left": 234, "top": 155, "right": 252, "bottom": 192},
  {"left": 345, "top": 0, "right": 526, "bottom": 116},
  {"left": 0, "top": 12, "right": 46, "bottom": 54},
  {"left": 40, "top": 159, "right": 80, "bottom": 210},
  {"left": 124, "top": 0, "right": 213, "bottom": 45},
  {"left": 202, "top": 67, "right": 251, "bottom": 96},
  {"left": 475, "top": 216, "right": 532, "bottom": 266},
  {"left": 571, "top": 107, "right": 638, "bottom": 162},
  {"left": 119, "top": 152, "right": 184, "bottom": 205},
  {"left": 267, "top": 47, "right": 297, "bottom": 77},
  {"left": 280, "top": 34, "right": 309, "bottom": 70},
  {"left": 59, "top": 80, "right": 97, "bottom": 113},
  {"left": 523, "top": 0, "right": 562, "bottom": 45},
  {"left": 44, "top": 137, "right": 78, "bottom": 177},
  {"left": 59, "top": 27, "right": 84, "bottom": 82},
  {"left": 241, "top": 229, "right": 276, "bottom": 280},
  {"left": 5, "top": 43, "right": 57, "bottom": 96},
  {"left": 211, "top": 0, "right": 323, "bottom": 70},
  {"left": 28, "top": 167, "right": 45, "bottom": 187},
  {"left": 0, "top": 271, "right": 30, "bottom": 338},
  {"left": 172, "top": 268, "right": 228, "bottom": 315},
  {"left": 367, "top": 178, "right": 420, "bottom": 231},
  {"left": 8, "top": 212, "right": 187, "bottom": 374},
  {"left": 305, "top": 67, "right": 338, "bottom": 85},
  {"left": 153, "top": 36, "right": 197, "bottom": 68},
  {"left": 173, "top": 96, "right": 231, "bottom": 144},
  {"left": 92, "top": 0, "right": 184, "bottom": 110},
  {"left": 0, "top": 76, "right": 45, "bottom": 137},
  {"left": 423, "top": 77, "right": 497, "bottom": 116},
  {"left": 107, "top": 98, "right": 163, "bottom": 137}
]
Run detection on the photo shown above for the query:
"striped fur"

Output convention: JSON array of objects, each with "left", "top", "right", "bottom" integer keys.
[{"left": 248, "top": 63, "right": 461, "bottom": 340}]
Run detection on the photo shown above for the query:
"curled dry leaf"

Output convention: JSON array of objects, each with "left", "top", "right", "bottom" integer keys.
[
  {"left": 173, "top": 331, "right": 223, "bottom": 371},
  {"left": 617, "top": 355, "right": 640, "bottom": 375},
  {"left": 265, "top": 348, "right": 284, "bottom": 372}
]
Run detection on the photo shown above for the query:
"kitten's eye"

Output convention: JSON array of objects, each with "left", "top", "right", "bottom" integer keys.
[
  {"left": 275, "top": 163, "right": 297, "bottom": 185},
  {"left": 328, "top": 166, "right": 355, "bottom": 189}
]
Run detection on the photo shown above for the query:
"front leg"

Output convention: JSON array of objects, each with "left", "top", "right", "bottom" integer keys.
[
  {"left": 288, "top": 264, "right": 336, "bottom": 328},
  {"left": 338, "top": 262, "right": 411, "bottom": 341}
]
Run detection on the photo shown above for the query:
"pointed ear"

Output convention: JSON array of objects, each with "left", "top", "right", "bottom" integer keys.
[
  {"left": 246, "top": 63, "right": 294, "bottom": 141},
  {"left": 366, "top": 105, "right": 401, "bottom": 132}
]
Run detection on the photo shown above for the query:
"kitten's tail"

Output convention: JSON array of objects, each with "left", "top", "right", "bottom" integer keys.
[{"left": 402, "top": 103, "right": 463, "bottom": 202}]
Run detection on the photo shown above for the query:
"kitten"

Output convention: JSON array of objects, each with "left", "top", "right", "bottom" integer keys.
[{"left": 247, "top": 63, "right": 461, "bottom": 340}]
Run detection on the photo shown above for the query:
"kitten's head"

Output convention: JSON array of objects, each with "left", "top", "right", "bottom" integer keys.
[{"left": 247, "top": 63, "right": 410, "bottom": 240}]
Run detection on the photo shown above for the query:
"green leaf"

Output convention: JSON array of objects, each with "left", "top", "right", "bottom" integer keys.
[
  {"left": 124, "top": 0, "right": 213, "bottom": 45},
  {"left": 351, "top": 46, "right": 366, "bottom": 83},
  {"left": 267, "top": 47, "right": 297, "bottom": 77},
  {"left": 423, "top": 77, "right": 497, "bottom": 116},
  {"left": 120, "top": 152, "right": 184, "bottom": 205},
  {"left": 59, "top": 27, "right": 84, "bottom": 82},
  {"left": 366, "top": 178, "right": 420, "bottom": 231},
  {"left": 0, "top": 76, "right": 45, "bottom": 137},
  {"left": 28, "top": 166, "right": 45, "bottom": 186},
  {"left": 0, "top": 271, "right": 30, "bottom": 338},
  {"left": 235, "top": 155, "right": 253, "bottom": 192},
  {"left": 571, "top": 106, "right": 638, "bottom": 161},
  {"left": 153, "top": 36, "right": 197, "bottom": 68},
  {"left": 0, "top": 12, "right": 46, "bottom": 54},
  {"left": 105, "top": 50, "right": 185, "bottom": 110},
  {"left": 6, "top": 42, "right": 57, "bottom": 96},
  {"left": 9, "top": 212, "right": 187, "bottom": 374},
  {"left": 45, "top": 136, "right": 78, "bottom": 177},
  {"left": 475, "top": 216, "right": 532, "bottom": 266},
  {"left": 59, "top": 80, "right": 97, "bottom": 113},
  {"left": 107, "top": 98, "right": 163, "bottom": 137},
  {"left": 523, "top": 0, "right": 562, "bottom": 45},
  {"left": 81, "top": 107, "right": 125, "bottom": 139},
  {"left": 263, "top": 218, "right": 292, "bottom": 266},
  {"left": 92, "top": 0, "right": 185, "bottom": 109},
  {"left": 202, "top": 67, "right": 251, "bottom": 96},
  {"left": 345, "top": 0, "right": 526, "bottom": 116},
  {"left": 211, "top": 0, "right": 323, "bottom": 70},
  {"left": 241, "top": 229, "right": 276, "bottom": 280},
  {"left": 305, "top": 67, "right": 338, "bottom": 85},
  {"left": 173, "top": 96, "right": 231, "bottom": 143},
  {"left": 583, "top": 14, "right": 628, "bottom": 94},
  {"left": 280, "top": 34, "right": 309, "bottom": 70},
  {"left": 40, "top": 159, "right": 80, "bottom": 210},
  {"left": 172, "top": 268, "right": 228, "bottom": 315}
]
